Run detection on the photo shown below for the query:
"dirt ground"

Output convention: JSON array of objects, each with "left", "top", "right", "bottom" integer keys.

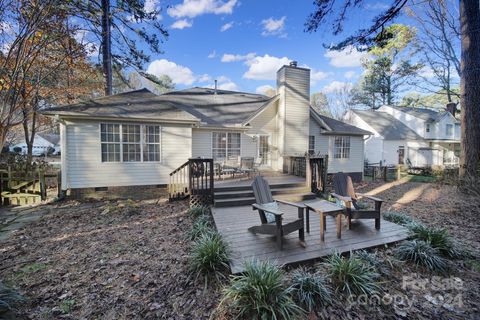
[
  {"left": 1, "top": 180, "right": 479, "bottom": 319},
  {"left": 1, "top": 198, "right": 221, "bottom": 319}
]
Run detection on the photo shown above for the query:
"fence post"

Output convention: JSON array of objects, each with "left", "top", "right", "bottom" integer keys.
[
  {"left": 383, "top": 166, "right": 387, "bottom": 182},
  {"left": 396, "top": 166, "right": 401, "bottom": 180},
  {"left": 322, "top": 155, "right": 328, "bottom": 194},
  {"left": 305, "top": 155, "right": 312, "bottom": 190}
]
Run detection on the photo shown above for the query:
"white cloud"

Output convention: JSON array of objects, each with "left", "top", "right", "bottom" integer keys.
[
  {"left": 207, "top": 50, "right": 216, "bottom": 58},
  {"left": 243, "top": 54, "right": 290, "bottom": 80},
  {"left": 220, "top": 21, "right": 234, "bottom": 32},
  {"left": 344, "top": 71, "right": 357, "bottom": 79},
  {"left": 144, "top": 0, "right": 161, "bottom": 14},
  {"left": 256, "top": 85, "right": 275, "bottom": 95},
  {"left": 171, "top": 19, "right": 193, "bottom": 29},
  {"left": 311, "top": 70, "right": 331, "bottom": 82},
  {"left": 324, "top": 45, "right": 368, "bottom": 68},
  {"left": 217, "top": 81, "right": 239, "bottom": 91},
  {"left": 261, "top": 16, "right": 286, "bottom": 37},
  {"left": 322, "top": 81, "right": 353, "bottom": 94},
  {"left": 168, "top": 0, "right": 237, "bottom": 18},
  {"left": 221, "top": 52, "right": 256, "bottom": 62},
  {"left": 147, "top": 59, "right": 196, "bottom": 85},
  {"left": 198, "top": 74, "right": 212, "bottom": 82}
]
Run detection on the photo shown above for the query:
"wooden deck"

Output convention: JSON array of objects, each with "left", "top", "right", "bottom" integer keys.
[{"left": 213, "top": 199, "right": 410, "bottom": 274}]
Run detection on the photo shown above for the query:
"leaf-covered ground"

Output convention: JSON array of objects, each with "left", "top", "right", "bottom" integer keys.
[{"left": 1, "top": 180, "right": 479, "bottom": 319}]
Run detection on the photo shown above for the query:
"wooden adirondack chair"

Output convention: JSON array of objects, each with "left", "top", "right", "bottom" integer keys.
[
  {"left": 250, "top": 176, "right": 305, "bottom": 250},
  {"left": 332, "top": 172, "right": 383, "bottom": 230}
]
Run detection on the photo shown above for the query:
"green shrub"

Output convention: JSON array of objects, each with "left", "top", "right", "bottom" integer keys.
[
  {"left": 220, "top": 259, "right": 304, "bottom": 319},
  {"left": 383, "top": 211, "right": 414, "bottom": 226},
  {"left": 190, "top": 232, "right": 230, "bottom": 286},
  {"left": 354, "top": 250, "right": 391, "bottom": 276},
  {"left": 394, "top": 240, "right": 447, "bottom": 272},
  {"left": 187, "top": 206, "right": 210, "bottom": 219},
  {"left": 289, "top": 268, "right": 331, "bottom": 312},
  {"left": 408, "top": 223, "right": 460, "bottom": 258},
  {"left": 187, "top": 215, "right": 214, "bottom": 240},
  {"left": 0, "top": 282, "right": 25, "bottom": 313},
  {"left": 324, "top": 252, "right": 380, "bottom": 297}
]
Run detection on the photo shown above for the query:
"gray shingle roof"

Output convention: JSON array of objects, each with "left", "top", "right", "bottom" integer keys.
[
  {"left": 389, "top": 106, "right": 445, "bottom": 122},
  {"left": 353, "top": 110, "right": 422, "bottom": 140},
  {"left": 159, "top": 87, "right": 273, "bottom": 126},
  {"left": 41, "top": 88, "right": 200, "bottom": 123},
  {"left": 311, "top": 109, "right": 371, "bottom": 136}
]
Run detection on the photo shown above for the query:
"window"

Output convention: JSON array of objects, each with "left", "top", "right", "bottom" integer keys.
[
  {"left": 446, "top": 124, "right": 453, "bottom": 137},
  {"left": 212, "top": 132, "right": 241, "bottom": 161},
  {"left": 308, "top": 136, "right": 315, "bottom": 155},
  {"left": 425, "top": 123, "right": 430, "bottom": 133},
  {"left": 122, "top": 124, "right": 141, "bottom": 162},
  {"left": 100, "top": 123, "right": 161, "bottom": 162},
  {"left": 144, "top": 125, "right": 161, "bottom": 161},
  {"left": 101, "top": 124, "right": 120, "bottom": 162},
  {"left": 333, "top": 136, "right": 350, "bottom": 159}
]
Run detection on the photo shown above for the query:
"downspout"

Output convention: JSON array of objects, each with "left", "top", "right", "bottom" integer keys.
[{"left": 57, "top": 116, "right": 68, "bottom": 199}]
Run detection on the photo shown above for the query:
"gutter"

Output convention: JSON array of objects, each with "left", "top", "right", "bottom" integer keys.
[{"left": 43, "top": 114, "right": 201, "bottom": 126}]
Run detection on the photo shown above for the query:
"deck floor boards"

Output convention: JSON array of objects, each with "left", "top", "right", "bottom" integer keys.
[{"left": 212, "top": 199, "right": 410, "bottom": 274}]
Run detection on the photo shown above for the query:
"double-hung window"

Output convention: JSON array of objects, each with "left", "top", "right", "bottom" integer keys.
[
  {"left": 446, "top": 124, "right": 453, "bottom": 137},
  {"left": 308, "top": 136, "right": 315, "bottom": 155},
  {"left": 212, "top": 132, "right": 241, "bottom": 161},
  {"left": 333, "top": 136, "right": 350, "bottom": 159},
  {"left": 101, "top": 124, "right": 121, "bottom": 162},
  {"left": 100, "top": 123, "right": 161, "bottom": 162}
]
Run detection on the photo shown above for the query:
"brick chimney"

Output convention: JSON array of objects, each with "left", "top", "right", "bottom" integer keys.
[{"left": 446, "top": 102, "right": 457, "bottom": 117}]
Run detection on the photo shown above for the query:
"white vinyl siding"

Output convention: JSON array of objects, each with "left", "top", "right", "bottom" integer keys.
[{"left": 64, "top": 120, "right": 191, "bottom": 188}]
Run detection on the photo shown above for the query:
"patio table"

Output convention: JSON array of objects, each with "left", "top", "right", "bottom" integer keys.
[{"left": 304, "top": 200, "right": 345, "bottom": 242}]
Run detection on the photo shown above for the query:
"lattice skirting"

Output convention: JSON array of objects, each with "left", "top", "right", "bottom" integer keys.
[{"left": 190, "top": 194, "right": 213, "bottom": 208}]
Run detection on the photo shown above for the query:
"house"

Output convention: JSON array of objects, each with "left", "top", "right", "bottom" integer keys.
[
  {"left": 42, "top": 63, "right": 370, "bottom": 194},
  {"left": 343, "top": 104, "right": 461, "bottom": 167},
  {"left": 9, "top": 133, "right": 60, "bottom": 156}
]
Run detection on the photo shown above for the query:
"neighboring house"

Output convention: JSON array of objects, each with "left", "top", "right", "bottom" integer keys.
[
  {"left": 9, "top": 133, "right": 60, "bottom": 156},
  {"left": 42, "top": 63, "right": 370, "bottom": 193},
  {"left": 344, "top": 105, "right": 460, "bottom": 167}
]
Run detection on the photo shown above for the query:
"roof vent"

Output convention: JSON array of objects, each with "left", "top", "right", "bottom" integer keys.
[{"left": 289, "top": 61, "right": 298, "bottom": 67}]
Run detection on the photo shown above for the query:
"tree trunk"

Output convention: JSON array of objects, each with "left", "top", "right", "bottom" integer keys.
[
  {"left": 459, "top": 0, "right": 480, "bottom": 177},
  {"left": 101, "top": 0, "right": 113, "bottom": 96}
]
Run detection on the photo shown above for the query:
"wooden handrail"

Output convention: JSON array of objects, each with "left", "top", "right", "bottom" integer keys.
[
  {"left": 169, "top": 158, "right": 214, "bottom": 205},
  {"left": 169, "top": 160, "right": 190, "bottom": 176}
]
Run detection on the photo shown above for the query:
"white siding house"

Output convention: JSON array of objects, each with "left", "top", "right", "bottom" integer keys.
[
  {"left": 344, "top": 105, "right": 460, "bottom": 167},
  {"left": 43, "top": 63, "right": 370, "bottom": 193}
]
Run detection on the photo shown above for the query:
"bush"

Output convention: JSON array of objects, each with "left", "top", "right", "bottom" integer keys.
[
  {"left": 324, "top": 252, "right": 380, "bottom": 297},
  {"left": 354, "top": 250, "right": 391, "bottom": 276},
  {"left": 220, "top": 259, "right": 304, "bottom": 319},
  {"left": 187, "top": 206, "right": 210, "bottom": 219},
  {"left": 190, "top": 232, "right": 230, "bottom": 286},
  {"left": 187, "top": 215, "right": 214, "bottom": 240},
  {"left": 383, "top": 211, "right": 414, "bottom": 226},
  {"left": 0, "top": 281, "right": 25, "bottom": 314},
  {"left": 394, "top": 240, "right": 447, "bottom": 272},
  {"left": 408, "top": 223, "right": 460, "bottom": 258},
  {"left": 289, "top": 268, "right": 331, "bottom": 312}
]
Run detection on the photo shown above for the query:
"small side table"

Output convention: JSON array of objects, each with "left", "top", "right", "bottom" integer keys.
[{"left": 305, "top": 200, "right": 345, "bottom": 242}]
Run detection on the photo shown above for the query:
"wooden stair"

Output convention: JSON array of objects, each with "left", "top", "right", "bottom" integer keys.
[{"left": 214, "top": 182, "right": 317, "bottom": 207}]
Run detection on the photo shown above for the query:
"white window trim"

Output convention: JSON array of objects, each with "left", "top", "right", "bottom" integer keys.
[
  {"left": 308, "top": 135, "right": 315, "bottom": 155},
  {"left": 211, "top": 131, "right": 242, "bottom": 161},
  {"left": 333, "top": 136, "right": 350, "bottom": 159},
  {"left": 99, "top": 123, "right": 162, "bottom": 163}
]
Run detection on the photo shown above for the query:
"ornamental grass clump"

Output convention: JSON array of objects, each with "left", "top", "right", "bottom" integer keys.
[
  {"left": 190, "top": 231, "right": 230, "bottom": 286},
  {"left": 354, "top": 250, "right": 391, "bottom": 276},
  {"left": 0, "top": 281, "right": 25, "bottom": 314},
  {"left": 289, "top": 268, "right": 331, "bottom": 312},
  {"left": 394, "top": 240, "right": 447, "bottom": 272},
  {"left": 187, "top": 206, "right": 210, "bottom": 219},
  {"left": 383, "top": 211, "right": 414, "bottom": 226},
  {"left": 187, "top": 214, "right": 214, "bottom": 240},
  {"left": 408, "top": 223, "right": 461, "bottom": 258},
  {"left": 325, "top": 252, "right": 380, "bottom": 297},
  {"left": 220, "top": 259, "right": 304, "bottom": 319}
]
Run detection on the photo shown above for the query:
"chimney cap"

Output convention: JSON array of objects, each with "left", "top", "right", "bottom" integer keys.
[{"left": 289, "top": 60, "right": 298, "bottom": 67}]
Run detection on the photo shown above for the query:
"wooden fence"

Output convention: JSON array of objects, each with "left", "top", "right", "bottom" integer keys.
[{"left": 283, "top": 155, "right": 328, "bottom": 195}]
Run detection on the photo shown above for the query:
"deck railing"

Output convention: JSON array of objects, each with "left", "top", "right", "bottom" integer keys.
[
  {"left": 169, "top": 158, "right": 214, "bottom": 207},
  {"left": 283, "top": 155, "right": 328, "bottom": 195}
]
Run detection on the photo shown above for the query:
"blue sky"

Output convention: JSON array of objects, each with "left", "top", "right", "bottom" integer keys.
[{"left": 140, "top": 0, "right": 392, "bottom": 95}]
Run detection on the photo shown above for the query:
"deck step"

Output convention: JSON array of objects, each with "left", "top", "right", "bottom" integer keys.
[
  {"left": 214, "top": 182, "right": 306, "bottom": 193},
  {"left": 214, "top": 192, "right": 317, "bottom": 208},
  {"left": 214, "top": 187, "right": 310, "bottom": 200}
]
